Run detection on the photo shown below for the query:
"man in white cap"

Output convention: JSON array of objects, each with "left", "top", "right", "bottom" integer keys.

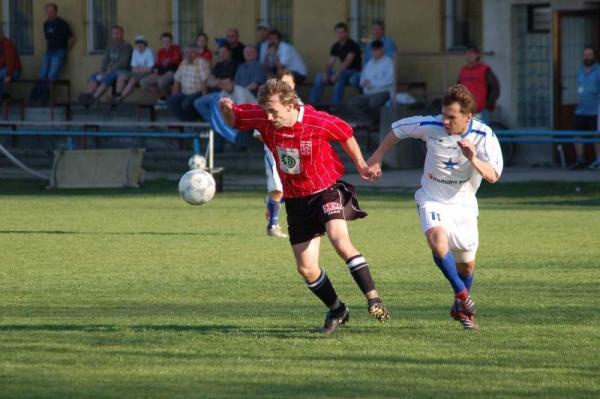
[{"left": 113, "top": 34, "right": 155, "bottom": 104}]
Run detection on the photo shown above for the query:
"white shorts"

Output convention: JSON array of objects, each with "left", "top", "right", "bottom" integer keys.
[
  {"left": 417, "top": 200, "right": 479, "bottom": 263},
  {"left": 264, "top": 148, "right": 282, "bottom": 193}
]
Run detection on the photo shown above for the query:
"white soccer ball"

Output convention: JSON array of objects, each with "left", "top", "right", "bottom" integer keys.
[
  {"left": 178, "top": 169, "right": 216, "bottom": 205},
  {"left": 188, "top": 154, "right": 207, "bottom": 170}
]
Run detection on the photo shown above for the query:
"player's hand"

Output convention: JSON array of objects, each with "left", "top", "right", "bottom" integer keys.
[
  {"left": 458, "top": 138, "right": 476, "bottom": 161},
  {"left": 219, "top": 97, "right": 235, "bottom": 112},
  {"left": 366, "top": 156, "right": 383, "bottom": 181}
]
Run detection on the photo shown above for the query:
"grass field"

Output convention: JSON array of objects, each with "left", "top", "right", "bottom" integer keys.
[{"left": 1, "top": 179, "right": 599, "bottom": 398}]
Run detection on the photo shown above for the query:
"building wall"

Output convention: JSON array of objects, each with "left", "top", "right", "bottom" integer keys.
[{"left": 2, "top": 0, "right": 470, "bottom": 102}]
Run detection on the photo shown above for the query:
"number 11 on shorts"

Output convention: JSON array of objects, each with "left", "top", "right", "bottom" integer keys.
[{"left": 430, "top": 212, "right": 441, "bottom": 221}]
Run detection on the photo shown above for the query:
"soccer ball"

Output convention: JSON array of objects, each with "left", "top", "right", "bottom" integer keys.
[
  {"left": 178, "top": 169, "right": 216, "bottom": 205},
  {"left": 188, "top": 154, "right": 207, "bottom": 170}
]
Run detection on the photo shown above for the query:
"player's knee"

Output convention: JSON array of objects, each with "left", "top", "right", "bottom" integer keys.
[
  {"left": 426, "top": 228, "right": 448, "bottom": 256},
  {"left": 296, "top": 263, "right": 319, "bottom": 280}
]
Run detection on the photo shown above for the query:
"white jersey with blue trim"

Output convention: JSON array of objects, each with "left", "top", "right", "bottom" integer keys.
[{"left": 391, "top": 114, "right": 503, "bottom": 207}]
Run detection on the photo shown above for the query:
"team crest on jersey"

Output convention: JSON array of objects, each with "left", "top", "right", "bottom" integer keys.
[
  {"left": 300, "top": 140, "right": 312, "bottom": 156},
  {"left": 276, "top": 146, "right": 301, "bottom": 174},
  {"left": 322, "top": 201, "right": 343, "bottom": 215}
]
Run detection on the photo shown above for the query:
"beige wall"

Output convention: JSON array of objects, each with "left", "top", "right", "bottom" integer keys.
[{"left": 2, "top": 0, "right": 464, "bottom": 101}]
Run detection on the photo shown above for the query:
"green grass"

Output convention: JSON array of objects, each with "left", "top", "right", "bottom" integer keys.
[{"left": 1, "top": 179, "right": 599, "bottom": 399}]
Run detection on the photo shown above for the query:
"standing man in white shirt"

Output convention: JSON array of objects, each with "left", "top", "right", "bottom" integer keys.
[
  {"left": 113, "top": 35, "right": 155, "bottom": 104},
  {"left": 367, "top": 84, "right": 503, "bottom": 331},
  {"left": 347, "top": 40, "right": 393, "bottom": 125}
]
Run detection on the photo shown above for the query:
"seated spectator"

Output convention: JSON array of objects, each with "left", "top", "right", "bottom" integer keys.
[
  {"left": 347, "top": 40, "right": 393, "bottom": 125},
  {"left": 234, "top": 46, "right": 266, "bottom": 95},
  {"left": 226, "top": 28, "right": 245, "bottom": 64},
  {"left": 196, "top": 33, "right": 213, "bottom": 63},
  {"left": 256, "top": 23, "right": 270, "bottom": 63},
  {"left": 112, "top": 35, "right": 155, "bottom": 105},
  {"left": 166, "top": 44, "right": 210, "bottom": 121},
  {"left": 263, "top": 29, "right": 306, "bottom": 83},
  {"left": 309, "top": 22, "right": 362, "bottom": 106},
  {"left": 0, "top": 31, "right": 22, "bottom": 99},
  {"left": 31, "top": 2, "right": 75, "bottom": 106},
  {"left": 140, "top": 32, "right": 182, "bottom": 109},
  {"left": 207, "top": 45, "right": 239, "bottom": 90},
  {"left": 194, "top": 75, "right": 256, "bottom": 151},
  {"left": 364, "top": 20, "right": 396, "bottom": 63},
  {"left": 78, "top": 25, "right": 132, "bottom": 106}
]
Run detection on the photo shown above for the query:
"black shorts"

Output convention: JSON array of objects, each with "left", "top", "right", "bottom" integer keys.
[
  {"left": 285, "top": 180, "right": 367, "bottom": 245},
  {"left": 573, "top": 115, "right": 597, "bottom": 131}
]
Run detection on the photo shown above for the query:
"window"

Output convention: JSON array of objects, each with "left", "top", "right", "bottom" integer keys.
[
  {"left": 527, "top": 4, "right": 551, "bottom": 33},
  {"left": 349, "top": 0, "right": 385, "bottom": 45},
  {"left": 260, "top": 0, "right": 293, "bottom": 43},
  {"left": 87, "top": 0, "right": 117, "bottom": 54},
  {"left": 173, "top": 0, "right": 204, "bottom": 46},
  {"left": 2, "top": 0, "right": 34, "bottom": 55},
  {"left": 445, "top": 0, "right": 482, "bottom": 50}
]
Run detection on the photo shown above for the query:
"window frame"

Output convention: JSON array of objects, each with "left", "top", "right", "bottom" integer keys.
[
  {"left": 86, "top": 0, "right": 117, "bottom": 55},
  {"left": 445, "top": 0, "right": 482, "bottom": 51},
  {"left": 171, "top": 0, "right": 204, "bottom": 46},
  {"left": 260, "top": 0, "right": 294, "bottom": 43},
  {"left": 2, "top": 0, "right": 34, "bottom": 55}
]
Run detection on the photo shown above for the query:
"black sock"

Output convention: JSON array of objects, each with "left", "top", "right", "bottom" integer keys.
[
  {"left": 346, "top": 254, "right": 376, "bottom": 295},
  {"left": 306, "top": 270, "right": 339, "bottom": 309}
]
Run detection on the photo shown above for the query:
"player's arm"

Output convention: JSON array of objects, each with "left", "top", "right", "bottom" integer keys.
[
  {"left": 340, "top": 136, "right": 371, "bottom": 181},
  {"left": 367, "top": 116, "right": 429, "bottom": 179},
  {"left": 458, "top": 139, "right": 500, "bottom": 183},
  {"left": 331, "top": 53, "right": 355, "bottom": 82}
]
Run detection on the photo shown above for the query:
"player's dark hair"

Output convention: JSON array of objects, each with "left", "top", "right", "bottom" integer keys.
[
  {"left": 160, "top": 32, "right": 173, "bottom": 40},
  {"left": 268, "top": 29, "right": 282, "bottom": 41},
  {"left": 258, "top": 78, "right": 300, "bottom": 107},
  {"left": 443, "top": 84, "right": 476, "bottom": 115},
  {"left": 335, "top": 22, "right": 349, "bottom": 32},
  {"left": 371, "top": 40, "right": 384, "bottom": 49},
  {"left": 45, "top": 2, "right": 58, "bottom": 12},
  {"left": 372, "top": 20, "right": 384, "bottom": 29},
  {"left": 112, "top": 25, "right": 124, "bottom": 34}
]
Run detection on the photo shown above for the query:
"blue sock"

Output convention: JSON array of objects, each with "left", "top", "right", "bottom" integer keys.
[
  {"left": 267, "top": 197, "right": 280, "bottom": 228},
  {"left": 433, "top": 252, "right": 466, "bottom": 294},
  {"left": 460, "top": 273, "right": 474, "bottom": 292}
]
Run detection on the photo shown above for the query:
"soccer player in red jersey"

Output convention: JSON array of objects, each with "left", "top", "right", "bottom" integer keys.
[{"left": 220, "top": 79, "right": 389, "bottom": 334}]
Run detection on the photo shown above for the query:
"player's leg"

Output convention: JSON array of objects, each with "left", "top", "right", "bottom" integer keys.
[
  {"left": 292, "top": 237, "right": 348, "bottom": 334},
  {"left": 326, "top": 218, "right": 389, "bottom": 321},
  {"left": 456, "top": 261, "right": 475, "bottom": 293},
  {"left": 264, "top": 150, "right": 286, "bottom": 237},
  {"left": 419, "top": 201, "right": 476, "bottom": 316}
]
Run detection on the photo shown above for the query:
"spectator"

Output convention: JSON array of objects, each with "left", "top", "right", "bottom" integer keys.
[
  {"left": 195, "top": 33, "right": 213, "bottom": 63},
  {"left": 457, "top": 45, "right": 499, "bottom": 125},
  {"left": 570, "top": 46, "right": 600, "bottom": 170},
  {"left": 0, "top": 31, "right": 21, "bottom": 99},
  {"left": 207, "top": 45, "right": 239, "bottom": 90},
  {"left": 226, "top": 28, "right": 245, "bottom": 64},
  {"left": 112, "top": 35, "right": 155, "bottom": 105},
  {"left": 364, "top": 20, "right": 396, "bottom": 63},
  {"left": 194, "top": 75, "right": 256, "bottom": 152},
  {"left": 78, "top": 26, "right": 132, "bottom": 106},
  {"left": 309, "top": 22, "right": 362, "bottom": 106},
  {"left": 347, "top": 40, "right": 393, "bottom": 125},
  {"left": 30, "top": 2, "right": 75, "bottom": 106},
  {"left": 140, "top": 32, "right": 182, "bottom": 109},
  {"left": 263, "top": 29, "right": 307, "bottom": 83},
  {"left": 256, "top": 22, "right": 270, "bottom": 63},
  {"left": 166, "top": 44, "right": 210, "bottom": 121},
  {"left": 234, "top": 46, "right": 266, "bottom": 96}
]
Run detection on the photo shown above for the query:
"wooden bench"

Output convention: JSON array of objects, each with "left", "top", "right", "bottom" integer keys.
[{"left": 8, "top": 79, "right": 72, "bottom": 120}]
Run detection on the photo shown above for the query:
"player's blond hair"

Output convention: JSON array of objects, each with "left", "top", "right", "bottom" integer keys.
[
  {"left": 443, "top": 84, "right": 477, "bottom": 115},
  {"left": 258, "top": 78, "right": 301, "bottom": 107}
]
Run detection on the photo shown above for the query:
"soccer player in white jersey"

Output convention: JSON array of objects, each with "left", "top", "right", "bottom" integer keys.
[{"left": 367, "top": 84, "right": 503, "bottom": 330}]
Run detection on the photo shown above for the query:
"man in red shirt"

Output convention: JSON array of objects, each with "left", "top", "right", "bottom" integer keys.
[
  {"left": 0, "top": 30, "right": 22, "bottom": 99},
  {"left": 457, "top": 45, "right": 499, "bottom": 125},
  {"left": 140, "top": 32, "right": 182, "bottom": 109},
  {"left": 220, "top": 79, "right": 389, "bottom": 334}
]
